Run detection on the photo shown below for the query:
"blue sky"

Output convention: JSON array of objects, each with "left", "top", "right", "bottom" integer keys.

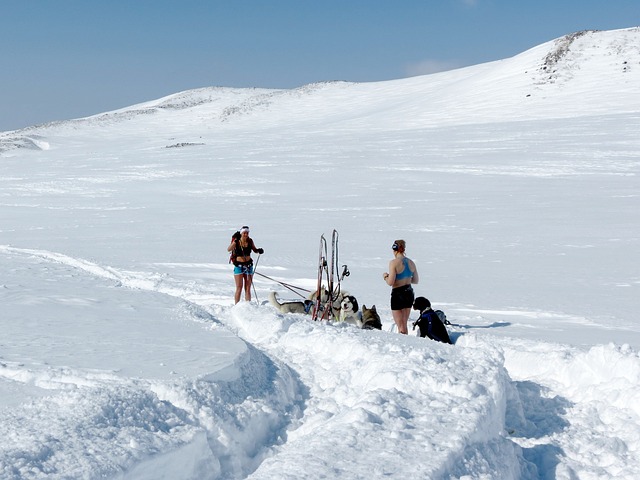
[{"left": 1, "top": 0, "right": 638, "bottom": 131}]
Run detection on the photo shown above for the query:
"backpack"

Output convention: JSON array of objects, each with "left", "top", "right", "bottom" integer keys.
[
  {"left": 434, "top": 309, "right": 450, "bottom": 325},
  {"left": 229, "top": 231, "right": 241, "bottom": 264}
]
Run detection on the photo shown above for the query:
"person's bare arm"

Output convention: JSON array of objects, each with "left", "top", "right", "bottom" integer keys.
[{"left": 383, "top": 259, "right": 397, "bottom": 285}]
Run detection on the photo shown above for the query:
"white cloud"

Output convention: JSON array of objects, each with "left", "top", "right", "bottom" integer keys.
[{"left": 404, "top": 59, "right": 464, "bottom": 77}]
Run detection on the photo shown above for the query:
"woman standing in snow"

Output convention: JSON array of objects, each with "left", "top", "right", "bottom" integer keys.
[
  {"left": 383, "top": 239, "right": 419, "bottom": 334},
  {"left": 228, "top": 226, "right": 263, "bottom": 304}
]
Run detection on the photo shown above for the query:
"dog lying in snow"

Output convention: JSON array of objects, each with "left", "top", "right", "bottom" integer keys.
[
  {"left": 337, "top": 297, "right": 383, "bottom": 330},
  {"left": 361, "top": 305, "right": 382, "bottom": 330},
  {"left": 308, "top": 287, "right": 347, "bottom": 319},
  {"left": 269, "top": 288, "right": 347, "bottom": 318},
  {"left": 268, "top": 291, "right": 313, "bottom": 314},
  {"left": 337, "top": 295, "right": 362, "bottom": 326},
  {"left": 269, "top": 289, "right": 381, "bottom": 332}
]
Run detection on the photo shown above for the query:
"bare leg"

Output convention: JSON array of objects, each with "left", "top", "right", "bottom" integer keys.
[
  {"left": 234, "top": 274, "right": 243, "bottom": 304},
  {"left": 244, "top": 274, "right": 253, "bottom": 301},
  {"left": 392, "top": 309, "right": 408, "bottom": 334},
  {"left": 401, "top": 307, "right": 412, "bottom": 334}
]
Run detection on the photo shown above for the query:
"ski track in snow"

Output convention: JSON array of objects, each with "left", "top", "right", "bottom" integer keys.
[{"left": 3, "top": 245, "right": 639, "bottom": 478}]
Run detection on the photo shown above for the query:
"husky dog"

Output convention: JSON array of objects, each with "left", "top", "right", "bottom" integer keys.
[
  {"left": 269, "top": 291, "right": 313, "bottom": 314},
  {"left": 338, "top": 295, "right": 362, "bottom": 326},
  {"left": 309, "top": 287, "right": 347, "bottom": 319},
  {"left": 361, "top": 305, "right": 382, "bottom": 330}
]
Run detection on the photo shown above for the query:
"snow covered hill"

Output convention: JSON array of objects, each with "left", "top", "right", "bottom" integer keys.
[
  {"left": 1, "top": 28, "right": 640, "bottom": 479},
  {"left": 3, "top": 28, "right": 639, "bottom": 152}
]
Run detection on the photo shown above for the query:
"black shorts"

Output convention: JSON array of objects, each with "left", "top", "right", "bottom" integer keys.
[{"left": 390, "top": 285, "right": 414, "bottom": 310}]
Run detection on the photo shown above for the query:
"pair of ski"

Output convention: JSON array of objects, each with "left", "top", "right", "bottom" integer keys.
[{"left": 311, "top": 230, "right": 349, "bottom": 321}]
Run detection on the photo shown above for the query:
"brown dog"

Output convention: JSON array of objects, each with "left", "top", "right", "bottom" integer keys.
[{"left": 361, "top": 305, "right": 382, "bottom": 330}]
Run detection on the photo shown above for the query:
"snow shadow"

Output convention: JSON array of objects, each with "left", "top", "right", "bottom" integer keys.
[
  {"left": 454, "top": 321, "right": 512, "bottom": 329},
  {"left": 507, "top": 380, "right": 572, "bottom": 479},
  {"left": 449, "top": 321, "right": 512, "bottom": 343}
]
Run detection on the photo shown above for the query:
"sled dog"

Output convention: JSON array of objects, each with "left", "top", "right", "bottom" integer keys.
[
  {"left": 361, "top": 305, "right": 382, "bottom": 330},
  {"left": 309, "top": 287, "right": 347, "bottom": 319},
  {"left": 338, "top": 295, "right": 362, "bottom": 326},
  {"left": 269, "top": 291, "right": 313, "bottom": 314},
  {"left": 412, "top": 297, "right": 452, "bottom": 344}
]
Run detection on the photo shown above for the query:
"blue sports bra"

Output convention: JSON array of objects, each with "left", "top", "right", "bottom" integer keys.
[{"left": 395, "top": 257, "right": 413, "bottom": 280}]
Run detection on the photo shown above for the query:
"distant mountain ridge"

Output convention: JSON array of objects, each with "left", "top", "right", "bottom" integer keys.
[{"left": 1, "top": 27, "right": 639, "bottom": 155}]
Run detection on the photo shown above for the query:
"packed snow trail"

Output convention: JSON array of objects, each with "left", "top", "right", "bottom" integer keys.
[
  {"left": 3, "top": 245, "right": 640, "bottom": 478},
  {"left": 218, "top": 302, "right": 530, "bottom": 479}
]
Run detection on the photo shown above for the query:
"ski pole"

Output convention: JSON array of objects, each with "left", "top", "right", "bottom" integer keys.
[{"left": 252, "top": 253, "right": 261, "bottom": 303}]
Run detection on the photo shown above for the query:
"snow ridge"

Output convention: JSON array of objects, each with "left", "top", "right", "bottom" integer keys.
[
  {"left": 225, "top": 303, "right": 532, "bottom": 478},
  {"left": 0, "top": 246, "right": 304, "bottom": 479}
]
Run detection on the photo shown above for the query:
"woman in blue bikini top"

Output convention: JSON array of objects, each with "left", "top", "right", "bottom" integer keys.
[
  {"left": 395, "top": 257, "right": 414, "bottom": 280},
  {"left": 383, "top": 239, "right": 419, "bottom": 334}
]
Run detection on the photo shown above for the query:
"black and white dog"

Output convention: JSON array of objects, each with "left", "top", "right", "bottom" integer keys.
[
  {"left": 310, "top": 287, "right": 347, "bottom": 319},
  {"left": 412, "top": 297, "right": 452, "bottom": 344},
  {"left": 338, "top": 295, "right": 363, "bottom": 326}
]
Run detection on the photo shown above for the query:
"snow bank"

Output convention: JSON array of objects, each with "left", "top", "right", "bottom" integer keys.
[
  {"left": 461, "top": 335, "right": 640, "bottom": 478},
  {"left": 221, "top": 303, "right": 531, "bottom": 478},
  {"left": 0, "top": 251, "right": 301, "bottom": 479}
]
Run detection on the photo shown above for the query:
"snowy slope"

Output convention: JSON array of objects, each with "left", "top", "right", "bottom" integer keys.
[{"left": 1, "top": 28, "right": 640, "bottom": 479}]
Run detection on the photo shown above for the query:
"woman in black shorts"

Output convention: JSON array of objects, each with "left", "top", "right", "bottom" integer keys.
[{"left": 383, "top": 239, "right": 419, "bottom": 334}]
